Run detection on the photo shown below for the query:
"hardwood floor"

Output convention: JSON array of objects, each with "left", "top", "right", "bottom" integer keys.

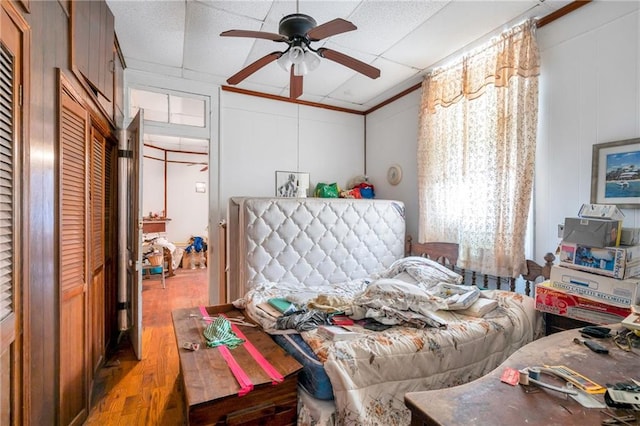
[{"left": 84, "top": 267, "right": 209, "bottom": 425}]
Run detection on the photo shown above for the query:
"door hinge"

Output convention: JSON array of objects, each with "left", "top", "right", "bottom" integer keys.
[
  {"left": 19, "top": 84, "right": 23, "bottom": 107},
  {"left": 118, "top": 149, "right": 133, "bottom": 158}
]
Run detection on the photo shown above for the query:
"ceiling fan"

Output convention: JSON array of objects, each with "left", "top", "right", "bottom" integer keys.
[{"left": 221, "top": 12, "right": 381, "bottom": 99}]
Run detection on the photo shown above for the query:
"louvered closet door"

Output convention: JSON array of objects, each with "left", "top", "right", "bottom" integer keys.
[
  {"left": 103, "top": 143, "right": 117, "bottom": 348},
  {"left": 0, "top": 43, "right": 15, "bottom": 425},
  {"left": 89, "top": 127, "right": 105, "bottom": 373},
  {"left": 0, "top": 3, "right": 24, "bottom": 425},
  {"left": 59, "top": 89, "right": 89, "bottom": 426}
]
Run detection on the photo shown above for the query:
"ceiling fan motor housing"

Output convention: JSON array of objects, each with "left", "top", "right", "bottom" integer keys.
[{"left": 279, "top": 14, "right": 317, "bottom": 39}]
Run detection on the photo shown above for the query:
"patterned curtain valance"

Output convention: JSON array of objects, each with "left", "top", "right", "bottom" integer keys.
[{"left": 422, "top": 20, "right": 540, "bottom": 114}]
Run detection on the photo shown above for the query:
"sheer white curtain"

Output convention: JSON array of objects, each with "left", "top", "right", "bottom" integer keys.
[{"left": 417, "top": 20, "right": 539, "bottom": 278}]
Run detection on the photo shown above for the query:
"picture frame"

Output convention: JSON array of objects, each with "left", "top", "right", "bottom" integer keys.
[
  {"left": 275, "top": 171, "right": 310, "bottom": 198},
  {"left": 591, "top": 137, "right": 640, "bottom": 208}
]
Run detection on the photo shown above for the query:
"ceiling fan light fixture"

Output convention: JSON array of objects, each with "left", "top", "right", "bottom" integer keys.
[
  {"left": 289, "top": 45, "right": 305, "bottom": 64},
  {"left": 276, "top": 53, "right": 293, "bottom": 72},
  {"left": 294, "top": 52, "right": 321, "bottom": 76},
  {"left": 279, "top": 46, "right": 320, "bottom": 76},
  {"left": 277, "top": 45, "right": 305, "bottom": 72},
  {"left": 303, "top": 50, "right": 320, "bottom": 71}
]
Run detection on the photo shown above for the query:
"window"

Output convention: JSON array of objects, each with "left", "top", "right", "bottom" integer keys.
[
  {"left": 129, "top": 88, "right": 206, "bottom": 128},
  {"left": 417, "top": 20, "right": 539, "bottom": 278}
]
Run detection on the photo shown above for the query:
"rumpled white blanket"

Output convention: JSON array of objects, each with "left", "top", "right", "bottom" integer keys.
[
  {"left": 236, "top": 256, "right": 480, "bottom": 332},
  {"left": 350, "top": 257, "right": 480, "bottom": 327}
]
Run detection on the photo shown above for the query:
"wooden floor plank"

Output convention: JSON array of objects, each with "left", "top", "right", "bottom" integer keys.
[{"left": 85, "top": 267, "right": 209, "bottom": 425}]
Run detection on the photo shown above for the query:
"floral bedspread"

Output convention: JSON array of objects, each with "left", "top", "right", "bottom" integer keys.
[{"left": 235, "top": 258, "right": 543, "bottom": 426}]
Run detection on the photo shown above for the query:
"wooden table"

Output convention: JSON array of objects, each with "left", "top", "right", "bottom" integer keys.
[
  {"left": 172, "top": 304, "right": 302, "bottom": 425},
  {"left": 405, "top": 327, "right": 639, "bottom": 425}
]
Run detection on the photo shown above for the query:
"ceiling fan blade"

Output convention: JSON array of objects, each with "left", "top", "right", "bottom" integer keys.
[
  {"left": 290, "top": 68, "right": 303, "bottom": 99},
  {"left": 317, "top": 48, "right": 381, "bottom": 79},
  {"left": 227, "top": 51, "right": 283, "bottom": 85},
  {"left": 220, "top": 29, "right": 287, "bottom": 42},
  {"left": 307, "top": 18, "right": 356, "bottom": 41}
]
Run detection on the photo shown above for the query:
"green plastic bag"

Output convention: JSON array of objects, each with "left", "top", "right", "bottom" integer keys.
[{"left": 314, "top": 183, "right": 340, "bottom": 198}]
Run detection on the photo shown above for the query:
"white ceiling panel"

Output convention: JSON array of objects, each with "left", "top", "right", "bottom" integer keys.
[
  {"left": 197, "top": 0, "right": 274, "bottom": 21},
  {"left": 108, "top": 0, "right": 588, "bottom": 111},
  {"left": 110, "top": 0, "right": 187, "bottom": 68},
  {"left": 383, "top": 1, "right": 541, "bottom": 69},
  {"left": 184, "top": 3, "right": 264, "bottom": 77},
  {"left": 328, "top": 56, "right": 420, "bottom": 105},
  {"left": 334, "top": 1, "right": 449, "bottom": 55}
]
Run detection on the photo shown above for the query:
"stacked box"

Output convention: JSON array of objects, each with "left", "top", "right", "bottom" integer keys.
[
  {"left": 549, "top": 265, "right": 640, "bottom": 307},
  {"left": 577, "top": 203, "right": 625, "bottom": 220},
  {"left": 562, "top": 217, "right": 621, "bottom": 247},
  {"left": 535, "top": 281, "right": 632, "bottom": 325},
  {"left": 536, "top": 205, "right": 634, "bottom": 324},
  {"left": 621, "top": 228, "right": 640, "bottom": 245},
  {"left": 562, "top": 203, "right": 624, "bottom": 248},
  {"left": 558, "top": 242, "right": 640, "bottom": 279}
]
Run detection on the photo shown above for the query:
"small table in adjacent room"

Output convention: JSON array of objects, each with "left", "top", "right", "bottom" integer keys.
[
  {"left": 141, "top": 263, "right": 165, "bottom": 289},
  {"left": 172, "top": 305, "right": 302, "bottom": 426},
  {"left": 405, "top": 327, "right": 639, "bottom": 426}
]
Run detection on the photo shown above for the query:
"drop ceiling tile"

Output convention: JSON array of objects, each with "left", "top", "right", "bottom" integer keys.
[
  {"left": 383, "top": 1, "right": 540, "bottom": 70},
  {"left": 333, "top": 1, "right": 449, "bottom": 55},
  {"left": 108, "top": 0, "right": 186, "bottom": 68},
  {"left": 327, "top": 56, "right": 420, "bottom": 105},
  {"left": 184, "top": 2, "right": 264, "bottom": 78},
  {"left": 197, "top": 0, "right": 274, "bottom": 21}
]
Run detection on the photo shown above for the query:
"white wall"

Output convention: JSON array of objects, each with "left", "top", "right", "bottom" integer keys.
[
  {"left": 142, "top": 146, "right": 165, "bottom": 217},
  {"left": 142, "top": 148, "right": 209, "bottom": 243},
  {"left": 219, "top": 91, "right": 365, "bottom": 213},
  {"left": 535, "top": 1, "right": 640, "bottom": 262},
  {"left": 366, "top": 90, "right": 421, "bottom": 239},
  {"left": 365, "top": 1, "right": 640, "bottom": 263},
  {"left": 166, "top": 153, "right": 209, "bottom": 243}
]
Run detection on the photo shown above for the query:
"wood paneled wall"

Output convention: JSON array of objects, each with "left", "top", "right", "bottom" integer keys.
[
  {"left": 23, "top": 2, "right": 69, "bottom": 423},
  {"left": 21, "top": 1, "right": 119, "bottom": 424}
]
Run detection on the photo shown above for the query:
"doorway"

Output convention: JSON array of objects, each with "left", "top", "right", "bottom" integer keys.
[
  {"left": 141, "top": 133, "right": 210, "bottom": 275},
  {"left": 127, "top": 85, "right": 213, "bottom": 359}
]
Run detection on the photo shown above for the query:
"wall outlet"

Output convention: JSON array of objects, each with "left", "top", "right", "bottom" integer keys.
[{"left": 557, "top": 224, "right": 564, "bottom": 238}]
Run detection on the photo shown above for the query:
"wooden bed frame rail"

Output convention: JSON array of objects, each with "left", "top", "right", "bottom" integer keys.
[{"left": 405, "top": 236, "right": 555, "bottom": 297}]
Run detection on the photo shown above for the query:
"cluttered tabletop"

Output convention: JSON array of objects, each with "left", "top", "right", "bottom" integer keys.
[{"left": 405, "top": 324, "right": 640, "bottom": 425}]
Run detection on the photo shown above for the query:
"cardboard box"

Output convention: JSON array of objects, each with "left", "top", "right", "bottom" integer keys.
[
  {"left": 578, "top": 204, "right": 625, "bottom": 220},
  {"left": 621, "top": 228, "right": 640, "bottom": 245},
  {"left": 562, "top": 217, "right": 621, "bottom": 247},
  {"left": 558, "top": 242, "right": 640, "bottom": 279},
  {"left": 535, "top": 281, "right": 632, "bottom": 325},
  {"left": 621, "top": 307, "right": 640, "bottom": 331},
  {"left": 549, "top": 265, "right": 640, "bottom": 306}
]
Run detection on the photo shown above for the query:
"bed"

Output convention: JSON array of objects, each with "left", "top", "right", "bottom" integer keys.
[{"left": 228, "top": 197, "right": 546, "bottom": 426}]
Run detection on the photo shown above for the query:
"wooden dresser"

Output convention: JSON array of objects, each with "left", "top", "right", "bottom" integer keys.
[
  {"left": 142, "top": 218, "right": 170, "bottom": 233},
  {"left": 172, "top": 305, "right": 302, "bottom": 425},
  {"left": 405, "top": 327, "right": 638, "bottom": 425}
]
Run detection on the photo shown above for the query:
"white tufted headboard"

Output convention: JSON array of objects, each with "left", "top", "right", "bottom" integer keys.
[{"left": 227, "top": 197, "right": 406, "bottom": 301}]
